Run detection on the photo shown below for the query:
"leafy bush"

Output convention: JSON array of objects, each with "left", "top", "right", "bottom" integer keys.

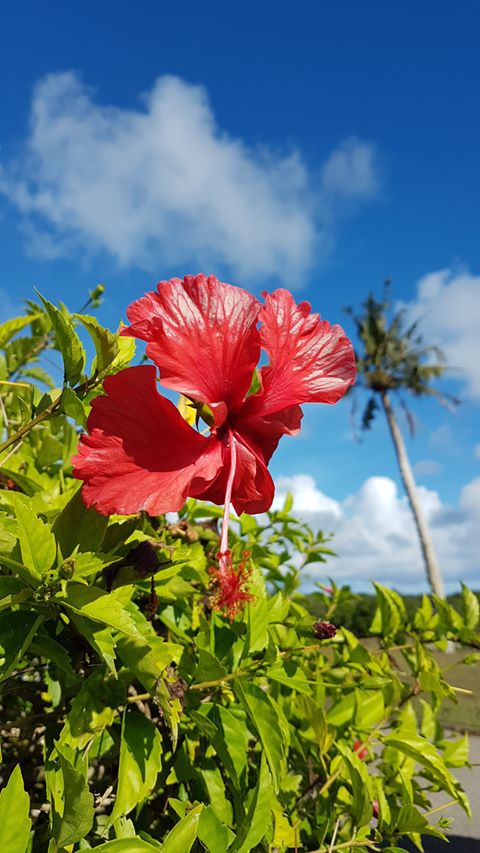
[{"left": 0, "top": 291, "right": 478, "bottom": 852}]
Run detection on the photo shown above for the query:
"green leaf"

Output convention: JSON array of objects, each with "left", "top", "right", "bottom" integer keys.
[
  {"left": 0, "top": 764, "right": 31, "bottom": 853},
  {"left": 229, "top": 754, "right": 273, "bottom": 852},
  {"left": 326, "top": 691, "right": 356, "bottom": 727},
  {"left": 0, "top": 314, "right": 41, "bottom": 348},
  {"left": 116, "top": 635, "right": 183, "bottom": 693},
  {"left": 462, "top": 584, "right": 479, "bottom": 630},
  {"left": 195, "top": 649, "right": 228, "bottom": 683},
  {"left": 199, "top": 764, "right": 232, "bottom": 826},
  {"left": 52, "top": 485, "right": 108, "bottom": 557},
  {"left": 76, "top": 313, "right": 121, "bottom": 375},
  {"left": 159, "top": 803, "right": 203, "bottom": 851},
  {"left": 69, "top": 612, "right": 117, "bottom": 673},
  {"left": 48, "top": 749, "right": 95, "bottom": 847},
  {"left": 198, "top": 805, "right": 235, "bottom": 853},
  {"left": 0, "top": 611, "right": 44, "bottom": 681},
  {"left": 58, "top": 583, "right": 143, "bottom": 640},
  {"left": 384, "top": 733, "right": 470, "bottom": 814},
  {"left": 61, "top": 386, "right": 87, "bottom": 426},
  {"left": 190, "top": 707, "right": 246, "bottom": 789},
  {"left": 370, "top": 582, "right": 406, "bottom": 638},
  {"left": 11, "top": 494, "right": 56, "bottom": 580},
  {"left": 94, "top": 841, "right": 159, "bottom": 852},
  {"left": 59, "top": 668, "right": 118, "bottom": 750},
  {"left": 0, "top": 468, "right": 43, "bottom": 497},
  {"left": 29, "top": 629, "right": 76, "bottom": 682},
  {"left": 297, "top": 695, "right": 331, "bottom": 753},
  {"left": 235, "top": 681, "right": 285, "bottom": 793},
  {"left": 38, "top": 293, "right": 86, "bottom": 384},
  {"left": 267, "top": 660, "right": 312, "bottom": 695},
  {"left": 109, "top": 709, "right": 163, "bottom": 823},
  {"left": 442, "top": 733, "right": 469, "bottom": 768},
  {"left": 337, "top": 743, "right": 373, "bottom": 825},
  {"left": 76, "top": 314, "right": 134, "bottom": 377},
  {"left": 354, "top": 688, "right": 385, "bottom": 728}
]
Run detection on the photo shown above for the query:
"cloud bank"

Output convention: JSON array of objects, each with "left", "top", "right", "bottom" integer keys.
[
  {"left": 0, "top": 72, "right": 379, "bottom": 285},
  {"left": 274, "top": 473, "right": 480, "bottom": 592},
  {"left": 405, "top": 268, "right": 480, "bottom": 402}
]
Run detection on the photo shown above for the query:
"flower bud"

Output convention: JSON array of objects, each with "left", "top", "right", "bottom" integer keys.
[
  {"left": 353, "top": 739, "right": 368, "bottom": 760},
  {"left": 312, "top": 620, "right": 337, "bottom": 640}
]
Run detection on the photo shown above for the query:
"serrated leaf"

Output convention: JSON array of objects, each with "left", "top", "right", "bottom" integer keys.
[
  {"left": 109, "top": 709, "right": 163, "bottom": 823},
  {"left": 76, "top": 313, "right": 121, "bottom": 376},
  {"left": 29, "top": 629, "right": 76, "bottom": 682},
  {"left": 195, "top": 649, "right": 228, "bottom": 683},
  {"left": 19, "top": 364, "right": 55, "bottom": 388},
  {"left": 0, "top": 468, "right": 43, "bottom": 497},
  {"left": 267, "top": 660, "right": 312, "bottom": 695},
  {"left": 370, "top": 582, "right": 406, "bottom": 638},
  {"left": 159, "top": 804, "right": 203, "bottom": 852},
  {"left": 116, "top": 635, "right": 183, "bottom": 693},
  {"left": 48, "top": 749, "right": 95, "bottom": 847},
  {"left": 0, "top": 314, "right": 41, "bottom": 348},
  {"left": 52, "top": 485, "right": 108, "bottom": 557},
  {"left": 235, "top": 681, "right": 285, "bottom": 793},
  {"left": 0, "top": 764, "right": 31, "bottom": 852},
  {"left": 355, "top": 688, "right": 385, "bottom": 728},
  {"left": 198, "top": 805, "right": 235, "bottom": 853},
  {"left": 61, "top": 386, "right": 87, "bottom": 426},
  {"left": 76, "top": 314, "right": 134, "bottom": 378},
  {"left": 442, "top": 733, "right": 469, "bottom": 768},
  {"left": 69, "top": 612, "right": 117, "bottom": 673},
  {"left": 11, "top": 494, "right": 56, "bottom": 580},
  {"left": 384, "top": 733, "right": 470, "bottom": 814},
  {"left": 94, "top": 841, "right": 159, "bottom": 852},
  {"left": 229, "top": 754, "right": 272, "bottom": 852},
  {"left": 337, "top": 743, "right": 373, "bottom": 825},
  {"left": 0, "top": 610, "right": 44, "bottom": 681},
  {"left": 59, "top": 668, "right": 117, "bottom": 750},
  {"left": 461, "top": 584, "right": 479, "bottom": 630},
  {"left": 38, "top": 293, "right": 86, "bottom": 384},
  {"left": 58, "top": 582, "right": 143, "bottom": 640}
]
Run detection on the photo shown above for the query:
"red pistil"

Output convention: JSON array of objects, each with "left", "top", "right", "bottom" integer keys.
[
  {"left": 209, "top": 549, "right": 253, "bottom": 621},
  {"left": 209, "top": 433, "right": 253, "bottom": 619}
]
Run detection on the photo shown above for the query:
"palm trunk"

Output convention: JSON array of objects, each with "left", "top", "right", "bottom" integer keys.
[{"left": 380, "top": 391, "right": 445, "bottom": 599}]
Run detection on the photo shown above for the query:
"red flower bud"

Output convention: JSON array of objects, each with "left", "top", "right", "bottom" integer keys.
[
  {"left": 313, "top": 620, "right": 337, "bottom": 639},
  {"left": 372, "top": 799, "right": 379, "bottom": 819},
  {"left": 353, "top": 739, "right": 368, "bottom": 760}
]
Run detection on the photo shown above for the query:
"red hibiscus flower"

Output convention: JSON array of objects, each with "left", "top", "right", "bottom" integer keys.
[{"left": 73, "top": 274, "right": 356, "bottom": 616}]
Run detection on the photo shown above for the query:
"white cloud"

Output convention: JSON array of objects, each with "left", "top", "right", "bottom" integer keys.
[
  {"left": 413, "top": 459, "right": 442, "bottom": 476},
  {"left": 273, "top": 473, "right": 480, "bottom": 592},
  {"left": 0, "top": 72, "right": 379, "bottom": 285},
  {"left": 405, "top": 268, "right": 480, "bottom": 401},
  {"left": 321, "top": 137, "right": 379, "bottom": 199}
]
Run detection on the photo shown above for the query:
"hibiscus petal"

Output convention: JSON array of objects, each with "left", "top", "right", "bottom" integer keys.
[
  {"left": 236, "top": 404, "right": 303, "bottom": 465},
  {"left": 121, "top": 274, "right": 261, "bottom": 411},
  {"left": 72, "top": 366, "right": 224, "bottom": 516},
  {"left": 251, "top": 288, "right": 356, "bottom": 416}
]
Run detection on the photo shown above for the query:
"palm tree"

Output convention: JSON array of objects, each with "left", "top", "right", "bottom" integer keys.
[{"left": 346, "top": 282, "right": 458, "bottom": 599}]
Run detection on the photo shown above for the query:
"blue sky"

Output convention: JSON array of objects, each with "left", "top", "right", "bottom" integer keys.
[{"left": 0, "top": 1, "right": 479, "bottom": 591}]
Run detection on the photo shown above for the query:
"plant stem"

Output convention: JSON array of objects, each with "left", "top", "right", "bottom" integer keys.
[
  {"left": 0, "top": 393, "right": 62, "bottom": 456},
  {"left": 312, "top": 840, "right": 379, "bottom": 852},
  {"left": 424, "top": 799, "right": 458, "bottom": 817}
]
